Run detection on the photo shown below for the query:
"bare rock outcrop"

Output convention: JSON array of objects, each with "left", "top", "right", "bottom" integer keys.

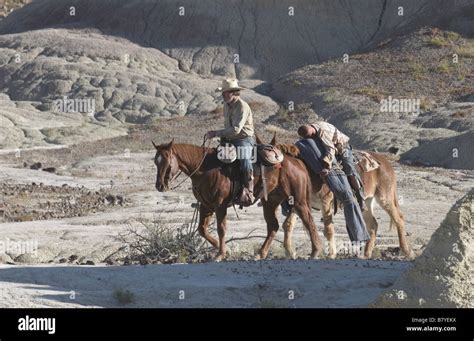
[{"left": 372, "top": 190, "right": 473, "bottom": 308}]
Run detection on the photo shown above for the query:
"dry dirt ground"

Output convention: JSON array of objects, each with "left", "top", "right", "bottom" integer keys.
[{"left": 0, "top": 125, "right": 472, "bottom": 307}]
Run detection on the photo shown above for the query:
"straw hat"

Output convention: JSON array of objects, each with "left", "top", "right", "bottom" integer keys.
[{"left": 216, "top": 78, "right": 245, "bottom": 92}]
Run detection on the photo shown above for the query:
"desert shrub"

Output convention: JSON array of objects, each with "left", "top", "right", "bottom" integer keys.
[{"left": 118, "top": 217, "right": 212, "bottom": 264}]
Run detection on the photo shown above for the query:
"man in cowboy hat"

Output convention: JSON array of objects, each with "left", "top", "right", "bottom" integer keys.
[
  {"left": 205, "top": 78, "right": 256, "bottom": 206},
  {"left": 298, "top": 122, "right": 367, "bottom": 211}
]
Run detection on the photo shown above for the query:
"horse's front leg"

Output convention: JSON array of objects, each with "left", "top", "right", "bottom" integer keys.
[
  {"left": 197, "top": 205, "right": 218, "bottom": 249},
  {"left": 256, "top": 200, "right": 281, "bottom": 260},
  {"left": 214, "top": 206, "right": 228, "bottom": 262},
  {"left": 282, "top": 211, "right": 297, "bottom": 259}
]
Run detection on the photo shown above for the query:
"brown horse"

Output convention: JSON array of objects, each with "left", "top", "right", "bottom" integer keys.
[
  {"left": 152, "top": 138, "right": 329, "bottom": 261},
  {"left": 274, "top": 137, "right": 414, "bottom": 259},
  {"left": 153, "top": 139, "right": 235, "bottom": 261},
  {"left": 253, "top": 135, "right": 332, "bottom": 260}
]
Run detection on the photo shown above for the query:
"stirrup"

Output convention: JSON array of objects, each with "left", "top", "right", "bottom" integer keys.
[{"left": 236, "top": 188, "right": 254, "bottom": 207}]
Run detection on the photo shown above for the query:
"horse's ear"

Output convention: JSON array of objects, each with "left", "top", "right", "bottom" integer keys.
[
  {"left": 270, "top": 131, "right": 277, "bottom": 146},
  {"left": 152, "top": 141, "right": 159, "bottom": 149},
  {"left": 255, "top": 134, "right": 263, "bottom": 145},
  {"left": 165, "top": 138, "right": 174, "bottom": 149}
]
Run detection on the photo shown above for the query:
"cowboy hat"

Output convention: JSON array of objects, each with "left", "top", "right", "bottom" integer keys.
[{"left": 216, "top": 78, "right": 245, "bottom": 92}]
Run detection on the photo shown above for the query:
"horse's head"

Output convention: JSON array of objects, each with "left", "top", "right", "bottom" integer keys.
[{"left": 153, "top": 139, "right": 179, "bottom": 192}]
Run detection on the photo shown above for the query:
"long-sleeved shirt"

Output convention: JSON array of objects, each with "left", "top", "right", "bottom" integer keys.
[
  {"left": 310, "top": 121, "right": 350, "bottom": 168},
  {"left": 215, "top": 98, "right": 254, "bottom": 140}
]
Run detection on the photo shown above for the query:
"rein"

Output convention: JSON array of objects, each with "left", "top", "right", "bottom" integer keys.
[{"left": 170, "top": 135, "right": 211, "bottom": 190}]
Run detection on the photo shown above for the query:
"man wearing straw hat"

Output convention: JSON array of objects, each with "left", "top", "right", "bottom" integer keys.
[{"left": 206, "top": 79, "right": 256, "bottom": 206}]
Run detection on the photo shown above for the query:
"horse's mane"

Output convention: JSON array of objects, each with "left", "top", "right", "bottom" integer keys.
[{"left": 276, "top": 144, "right": 300, "bottom": 158}]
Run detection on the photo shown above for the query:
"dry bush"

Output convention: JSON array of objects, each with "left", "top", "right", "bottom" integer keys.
[{"left": 118, "top": 217, "right": 212, "bottom": 264}]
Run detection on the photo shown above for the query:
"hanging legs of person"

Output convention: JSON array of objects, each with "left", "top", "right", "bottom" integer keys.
[
  {"left": 338, "top": 144, "right": 368, "bottom": 212},
  {"left": 232, "top": 136, "right": 256, "bottom": 206}
]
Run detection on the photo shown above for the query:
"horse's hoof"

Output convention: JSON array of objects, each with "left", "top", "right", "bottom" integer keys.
[
  {"left": 327, "top": 253, "right": 337, "bottom": 260},
  {"left": 213, "top": 254, "right": 225, "bottom": 262},
  {"left": 405, "top": 249, "right": 416, "bottom": 260},
  {"left": 310, "top": 252, "right": 321, "bottom": 260},
  {"left": 285, "top": 250, "right": 296, "bottom": 260}
]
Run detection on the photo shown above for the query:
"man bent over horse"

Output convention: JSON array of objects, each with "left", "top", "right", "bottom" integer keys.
[{"left": 298, "top": 122, "right": 368, "bottom": 212}]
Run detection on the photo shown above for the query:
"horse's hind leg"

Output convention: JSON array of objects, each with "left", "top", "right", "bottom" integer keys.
[
  {"left": 377, "top": 192, "right": 414, "bottom": 259},
  {"left": 363, "top": 197, "right": 378, "bottom": 258},
  {"left": 198, "top": 205, "right": 219, "bottom": 249},
  {"left": 282, "top": 211, "right": 297, "bottom": 259},
  {"left": 256, "top": 200, "right": 281, "bottom": 260},
  {"left": 320, "top": 190, "right": 336, "bottom": 259},
  {"left": 294, "top": 203, "right": 323, "bottom": 259}
]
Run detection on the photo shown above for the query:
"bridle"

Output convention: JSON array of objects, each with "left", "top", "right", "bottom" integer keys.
[{"left": 168, "top": 135, "right": 212, "bottom": 190}]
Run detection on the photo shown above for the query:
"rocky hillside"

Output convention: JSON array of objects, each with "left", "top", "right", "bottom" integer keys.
[
  {"left": 1, "top": 0, "right": 471, "bottom": 82},
  {"left": 271, "top": 28, "right": 474, "bottom": 169},
  {"left": 0, "top": 0, "right": 31, "bottom": 19},
  {"left": 0, "top": 0, "right": 472, "bottom": 170}
]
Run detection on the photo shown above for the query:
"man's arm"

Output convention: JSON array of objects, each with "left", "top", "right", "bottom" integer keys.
[{"left": 311, "top": 125, "right": 337, "bottom": 169}]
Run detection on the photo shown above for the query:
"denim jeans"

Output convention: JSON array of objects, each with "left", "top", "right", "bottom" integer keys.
[
  {"left": 228, "top": 136, "right": 255, "bottom": 181},
  {"left": 338, "top": 144, "right": 363, "bottom": 186},
  {"left": 340, "top": 145, "right": 357, "bottom": 176},
  {"left": 294, "top": 138, "right": 370, "bottom": 242}
]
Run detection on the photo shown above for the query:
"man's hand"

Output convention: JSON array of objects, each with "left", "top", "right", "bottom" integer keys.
[
  {"left": 319, "top": 168, "right": 329, "bottom": 179},
  {"left": 205, "top": 130, "right": 217, "bottom": 139}
]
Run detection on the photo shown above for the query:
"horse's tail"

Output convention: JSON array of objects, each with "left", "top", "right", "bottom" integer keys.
[{"left": 333, "top": 197, "right": 338, "bottom": 215}]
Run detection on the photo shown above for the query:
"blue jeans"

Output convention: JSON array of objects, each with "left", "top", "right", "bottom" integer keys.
[
  {"left": 340, "top": 145, "right": 357, "bottom": 176},
  {"left": 294, "top": 138, "right": 369, "bottom": 242},
  {"left": 228, "top": 136, "right": 255, "bottom": 181},
  {"left": 338, "top": 144, "right": 363, "bottom": 187}
]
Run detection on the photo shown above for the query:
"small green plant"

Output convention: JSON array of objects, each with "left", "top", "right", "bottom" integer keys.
[
  {"left": 291, "top": 79, "right": 303, "bottom": 86},
  {"left": 112, "top": 288, "right": 135, "bottom": 305},
  {"left": 445, "top": 31, "right": 460, "bottom": 41},
  {"left": 353, "top": 87, "right": 384, "bottom": 102},
  {"left": 322, "top": 88, "right": 341, "bottom": 103},
  {"left": 429, "top": 36, "right": 449, "bottom": 47},
  {"left": 408, "top": 61, "right": 427, "bottom": 75},
  {"left": 455, "top": 46, "right": 474, "bottom": 58},
  {"left": 436, "top": 61, "right": 452, "bottom": 73},
  {"left": 429, "top": 31, "right": 460, "bottom": 47}
]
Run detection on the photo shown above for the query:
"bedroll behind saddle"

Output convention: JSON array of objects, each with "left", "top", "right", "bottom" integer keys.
[{"left": 257, "top": 144, "right": 284, "bottom": 167}]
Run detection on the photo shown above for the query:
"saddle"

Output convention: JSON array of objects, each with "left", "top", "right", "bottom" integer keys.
[
  {"left": 216, "top": 143, "right": 284, "bottom": 166},
  {"left": 217, "top": 143, "right": 285, "bottom": 207}
]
